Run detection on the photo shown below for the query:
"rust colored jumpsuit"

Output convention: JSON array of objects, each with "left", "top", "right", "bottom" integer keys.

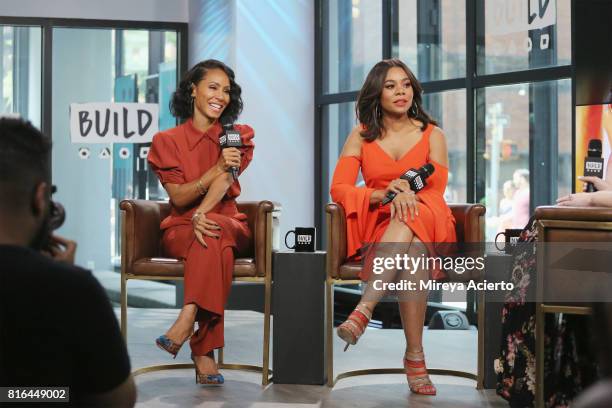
[{"left": 147, "top": 118, "right": 254, "bottom": 356}]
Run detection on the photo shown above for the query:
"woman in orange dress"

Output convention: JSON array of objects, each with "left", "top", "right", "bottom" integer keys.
[
  {"left": 330, "top": 59, "right": 456, "bottom": 395},
  {"left": 147, "top": 60, "right": 254, "bottom": 385}
]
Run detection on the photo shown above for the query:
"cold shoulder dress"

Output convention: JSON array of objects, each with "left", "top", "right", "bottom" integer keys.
[{"left": 330, "top": 123, "right": 456, "bottom": 281}]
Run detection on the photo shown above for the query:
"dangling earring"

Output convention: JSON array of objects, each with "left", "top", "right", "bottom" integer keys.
[
  {"left": 191, "top": 95, "right": 195, "bottom": 115},
  {"left": 410, "top": 103, "right": 419, "bottom": 117}
]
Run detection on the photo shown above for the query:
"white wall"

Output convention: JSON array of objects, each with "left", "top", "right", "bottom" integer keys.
[
  {"left": 0, "top": 0, "right": 189, "bottom": 22},
  {"left": 189, "top": 0, "right": 315, "bottom": 243}
]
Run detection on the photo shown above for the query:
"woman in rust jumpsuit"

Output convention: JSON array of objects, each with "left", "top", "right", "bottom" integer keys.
[{"left": 147, "top": 60, "right": 254, "bottom": 385}]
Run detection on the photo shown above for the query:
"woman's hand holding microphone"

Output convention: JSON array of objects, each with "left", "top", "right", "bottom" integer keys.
[
  {"left": 384, "top": 179, "right": 419, "bottom": 221},
  {"left": 556, "top": 176, "right": 612, "bottom": 207},
  {"left": 579, "top": 176, "right": 612, "bottom": 192},
  {"left": 216, "top": 147, "right": 241, "bottom": 173}
]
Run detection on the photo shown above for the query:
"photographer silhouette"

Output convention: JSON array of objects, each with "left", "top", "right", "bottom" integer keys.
[{"left": 0, "top": 117, "right": 135, "bottom": 407}]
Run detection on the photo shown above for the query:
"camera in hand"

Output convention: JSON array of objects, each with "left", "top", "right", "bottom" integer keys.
[
  {"left": 584, "top": 139, "right": 604, "bottom": 192},
  {"left": 381, "top": 163, "right": 435, "bottom": 205},
  {"left": 219, "top": 118, "right": 242, "bottom": 180},
  {"left": 48, "top": 185, "right": 65, "bottom": 231},
  {"left": 35, "top": 185, "right": 65, "bottom": 251}
]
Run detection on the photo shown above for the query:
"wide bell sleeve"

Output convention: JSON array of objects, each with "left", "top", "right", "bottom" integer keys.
[
  {"left": 147, "top": 132, "right": 185, "bottom": 185},
  {"left": 417, "top": 159, "right": 456, "bottom": 243},
  {"left": 330, "top": 155, "right": 377, "bottom": 259}
]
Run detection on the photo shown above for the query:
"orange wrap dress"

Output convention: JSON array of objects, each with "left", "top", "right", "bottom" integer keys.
[
  {"left": 330, "top": 124, "right": 456, "bottom": 281},
  {"left": 147, "top": 118, "right": 254, "bottom": 356}
]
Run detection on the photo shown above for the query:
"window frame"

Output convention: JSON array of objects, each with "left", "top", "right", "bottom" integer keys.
[{"left": 314, "top": 0, "right": 576, "bottom": 247}]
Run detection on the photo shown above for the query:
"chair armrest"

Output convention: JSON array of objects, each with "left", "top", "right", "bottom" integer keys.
[
  {"left": 238, "top": 201, "right": 281, "bottom": 277},
  {"left": 449, "top": 203, "right": 486, "bottom": 243},
  {"left": 326, "top": 203, "right": 347, "bottom": 279},
  {"left": 120, "top": 199, "right": 169, "bottom": 275},
  {"left": 535, "top": 205, "right": 612, "bottom": 222}
]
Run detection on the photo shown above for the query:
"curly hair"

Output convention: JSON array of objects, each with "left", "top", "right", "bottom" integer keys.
[
  {"left": 170, "top": 59, "right": 243, "bottom": 123},
  {"left": 356, "top": 59, "right": 437, "bottom": 142}
]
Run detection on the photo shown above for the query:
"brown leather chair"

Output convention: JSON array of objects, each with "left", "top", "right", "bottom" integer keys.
[
  {"left": 119, "top": 199, "right": 281, "bottom": 385},
  {"left": 325, "top": 202, "right": 486, "bottom": 387},
  {"left": 533, "top": 205, "right": 612, "bottom": 406}
]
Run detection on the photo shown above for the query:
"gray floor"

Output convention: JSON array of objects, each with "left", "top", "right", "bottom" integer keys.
[{"left": 119, "top": 307, "right": 507, "bottom": 408}]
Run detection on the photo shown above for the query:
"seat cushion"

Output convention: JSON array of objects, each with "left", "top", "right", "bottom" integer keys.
[
  {"left": 233, "top": 258, "right": 257, "bottom": 277},
  {"left": 130, "top": 257, "right": 257, "bottom": 278},
  {"left": 132, "top": 257, "right": 183, "bottom": 277}
]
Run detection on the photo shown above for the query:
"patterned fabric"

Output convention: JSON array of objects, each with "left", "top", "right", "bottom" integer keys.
[{"left": 495, "top": 217, "right": 598, "bottom": 407}]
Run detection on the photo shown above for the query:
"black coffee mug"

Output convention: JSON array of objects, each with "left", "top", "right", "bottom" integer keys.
[
  {"left": 495, "top": 229, "right": 523, "bottom": 253},
  {"left": 285, "top": 227, "right": 316, "bottom": 252}
]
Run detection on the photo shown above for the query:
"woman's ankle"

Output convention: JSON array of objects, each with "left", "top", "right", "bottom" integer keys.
[
  {"left": 166, "top": 321, "right": 193, "bottom": 341},
  {"left": 356, "top": 302, "right": 374, "bottom": 317},
  {"left": 194, "top": 353, "right": 219, "bottom": 374},
  {"left": 405, "top": 347, "right": 424, "bottom": 357}
]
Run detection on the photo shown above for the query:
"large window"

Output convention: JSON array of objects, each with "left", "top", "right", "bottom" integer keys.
[
  {"left": 322, "top": 0, "right": 383, "bottom": 94},
  {"left": 0, "top": 17, "right": 187, "bottom": 272},
  {"left": 398, "top": 0, "right": 466, "bottom": 82},
  {"left": 477, "top": 79, "right": 571, "bottom": 240},
  {"left": 316, "top": 0, "right": 573, "bottom": 245},
  {"left": 0, "top": 25, "right": 41, "bottom": 127},
  {"left": 477, "top": 0, "right": 571, "bottom": 75}
]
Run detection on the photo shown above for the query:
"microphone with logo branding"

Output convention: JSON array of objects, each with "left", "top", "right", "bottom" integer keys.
[
  {"left": 219, "top": 117, "right": 242, "bottom": 180},
  {"left": 381, "top": 163, "right": 435, "bottom": 205},
  {"left": 584, "top": 139, "right": 604, "bottom": 192}
]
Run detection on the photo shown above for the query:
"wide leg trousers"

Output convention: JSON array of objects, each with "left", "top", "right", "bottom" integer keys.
[{"left": 162, "top": 213, "right": 251, "bottom": 355}]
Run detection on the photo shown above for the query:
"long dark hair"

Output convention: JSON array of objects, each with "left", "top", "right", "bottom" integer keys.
[
  {"left": 356, "top": 59, "right": 437, "bottom": 142},
  {"left": 170, "top": 59, "right": 243, "bottom": 123}
]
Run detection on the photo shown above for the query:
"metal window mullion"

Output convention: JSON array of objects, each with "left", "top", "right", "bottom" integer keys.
[
  {"left": 466, "top": 0, "right": 478, "bottom": 203},
  {"left": 42, "top": 22, "right": 52, "bottom": 179},
  {"left": 473, "top": 66, "right": 571, "bottom": 89},
  {"left": 318, "top": 90, "right": 359, "bottom": 105},
  {"left": 571, "top": 0, "right": 577, "bottom": 194},
  {"left": 315, "top": 0, "right": 324, "bottom": 249},
  {"left": 382, "top": 0, "right": 392, "bottom": 59}
]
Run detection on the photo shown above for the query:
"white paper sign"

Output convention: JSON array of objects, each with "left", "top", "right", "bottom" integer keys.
[
  {"left": 70, "top": 102, "right": 159, "bottom": 143},
  {"left": 488, "top": 0, "right": 557, "bottom": 36}
]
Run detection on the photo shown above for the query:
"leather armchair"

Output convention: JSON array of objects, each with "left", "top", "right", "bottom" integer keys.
[
  {"left": 533, "top": 205, "right": 612, "bottom": 406},
  {"left": 325, "top": 202, "right": 486, "bottom": 387},
  {"left": 119, "top": 199, "right": 281, "bottom": 385}
]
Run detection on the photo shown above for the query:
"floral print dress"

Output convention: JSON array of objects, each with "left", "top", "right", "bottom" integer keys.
[{"left": 495, "top": 217, "right": 598, "bottom": 407}]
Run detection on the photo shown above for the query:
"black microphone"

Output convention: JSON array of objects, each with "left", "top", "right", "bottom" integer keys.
[
  {"left": 219, "top": 118, "right": 242, "bottom": 180},
  {"left": 381, "top": 163, "right": 435, "bottom": 205},
  {"left": 584, "top": 139, "right": 604, "bottom": 192}
]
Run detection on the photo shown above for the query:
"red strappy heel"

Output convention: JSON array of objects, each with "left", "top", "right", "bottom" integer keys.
[
  {"left": 336, "top": 305, "right": 372, "bottom": 351},
  {"left": 404, "top": 350, "right": 437, "bottom": 395}
]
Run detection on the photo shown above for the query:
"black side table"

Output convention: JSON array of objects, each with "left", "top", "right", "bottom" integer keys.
[{"left": 272, "top": 250, "right": 327, "bottom": 384}]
